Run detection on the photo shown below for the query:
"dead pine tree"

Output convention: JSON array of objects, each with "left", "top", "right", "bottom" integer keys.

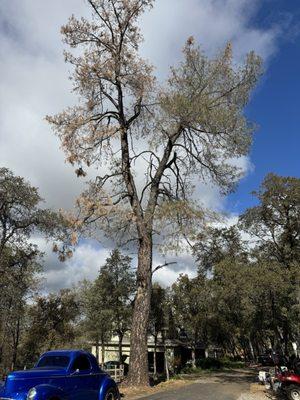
[{"left": 47, "top": 0, "right": 262, "bottom": 387}]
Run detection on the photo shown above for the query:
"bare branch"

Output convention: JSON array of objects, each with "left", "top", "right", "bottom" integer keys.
[{"left": 152, "top": 261, "right": 177, "bottom": 275}]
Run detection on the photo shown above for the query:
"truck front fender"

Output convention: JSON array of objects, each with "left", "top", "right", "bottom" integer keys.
[
  {"left": 99, "top": 376, "right": 120, "bottom": 400},
  {"left": 29, "top": 384, "right": 68, "bottom": 400}
]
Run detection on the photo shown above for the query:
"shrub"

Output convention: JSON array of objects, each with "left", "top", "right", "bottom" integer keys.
[
  {"left": 196, "top": 357, "right": 222, "bottom": 370},
  {"left": 193, "top": 357, "right": 245, "bottom": 370},
  {"left": 220, "top": 358, "right": 245, "bottom": 369}
]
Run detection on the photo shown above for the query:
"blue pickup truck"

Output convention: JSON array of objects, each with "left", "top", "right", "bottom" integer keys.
[{"left": 0, "top": 350, "right": 120, "bottom": 400}]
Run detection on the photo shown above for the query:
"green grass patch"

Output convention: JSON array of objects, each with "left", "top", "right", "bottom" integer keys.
[{"left": 179, "top": 357, "right": 245, "bottom": 374}]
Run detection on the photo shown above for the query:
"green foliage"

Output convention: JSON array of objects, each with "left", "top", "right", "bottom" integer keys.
[
  {"left": 149, "top": 283, "right": 167, "bottom": 338},
  {"left": 0, "top": 168, "right": 61, "bottom": 373},
  {"left": 190, "top": 174, "right": 300, "bottom": 359},
  {"left": 240, "top": 173, "right": 300, "bottom": 267},
  {"left": 79, "top": 279, "right": 114, "bottom": 354},
  {"left": 219, "top": 358, "right": 245, "bottom": 369},
  {"left": 194, "top": 225, "right": 247, "bottom": 273},
  {"left": 96, "top": 250, "right": 135, "bottom": 341},
  {"left": 21, "top": 289, "right": 79, "bottom": 367},
  {"left": 196, "top": 357, "right": 222, "bottom": 370},
  {"left": 79, "top": 249, "right": 135, "bottom": 362},
  {"left": 182, "top": 357, "right": 245, "bottom": 373},
  {"left": 171, "top": 273, "right": 211, "bottom": 353},
  {"left": 0, "top": 167, "right": 59, "bottom": 255}
]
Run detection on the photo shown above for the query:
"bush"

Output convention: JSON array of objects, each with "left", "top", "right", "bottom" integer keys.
[
  {"left": 194, "top": 357, "right": 245, "bottom": 370},
  {"left": 220, "top": 358, "right": 245, "bottom": 369},
  {"left": 181, "top": 365, "right": 203, "bottom": 374},
  {"left": 196, "top": 357, "right": 222, "bottom": 370},
  {"left": 180, "top": 357, "right": 246, "bottom": 374}
]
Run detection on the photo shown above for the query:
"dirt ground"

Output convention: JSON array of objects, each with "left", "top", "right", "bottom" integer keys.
[
  {"left": 120, "top": 369, "right": 273, "bottom": 400},
  {"left": 238, "top": 383, "right": 275, "bottom": 400}
]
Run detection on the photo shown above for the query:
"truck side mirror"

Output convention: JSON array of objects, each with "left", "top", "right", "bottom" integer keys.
[{"left": 71, "top": 369, "right": 80, "bottom": 375}]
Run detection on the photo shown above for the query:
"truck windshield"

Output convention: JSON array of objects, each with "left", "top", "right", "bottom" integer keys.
[{"left": 35, "top": 356, "right": 70, "bottom": 369}]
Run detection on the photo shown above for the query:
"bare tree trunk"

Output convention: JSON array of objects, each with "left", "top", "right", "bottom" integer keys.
[
  {"left": 101, "top": 335, "right": 105, "bottom": 367},
  {"left": 126, "top": 236, "right": 152, "bottom": 386},
  {"left": 11, "top": 316, "right": 21, "bottom": 370},
  {"left": 249, "top": 336, "right": 255, "bottom": 361},
  {"left": 95, "top": 337, "right": 99, "bottom": 364},
  {"left": 164, "top": 349, "right": 170, "bottom": 381},
  {"left": 191, "top": 347, "right": 196, "bottom": 369},
  {"left": 283, "top": 323, "right": 289, "bottom": 357},
  {"left": 118, "top": 332, "right": 124, "bottom": 364},
  {"left": 0, "top": 298, "right": 13, "bottom": 363},
  {"left": 153, "top": 333, "right": 157, "bottom": 379}
]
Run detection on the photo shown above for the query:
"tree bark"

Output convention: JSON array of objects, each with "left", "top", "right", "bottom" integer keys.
[
  {"left": 153, "top": 333, "right": 157, "bottom": 379},
  {"left": 0, "top": 297, "right": 13, "bottom": 364},
  {"left": 101, "top": 335, "right": 105, "bottom": 366},
  {"left": 11, "top": 315, "right": 21, "bottom": 370},
  {"left": 191, "top": 347, "right": 196, "bottom": 369},
  {"left": 249, "top": 336, "right": 255, "bottom": 361},
  {"left": 118, "top": 332, "right": 124, "bottom": 364},
  {"left": 95, "top": 337, "right": 99, "bottom": 364},
  {"left": 164, "top": 348, "right": 170, "bottom": 381},
  {"left": 126, "top": 236, "right": 152, "bottom": 386},
  {"left": 118, "top": 115, "right": 180, "bottom": 387}
]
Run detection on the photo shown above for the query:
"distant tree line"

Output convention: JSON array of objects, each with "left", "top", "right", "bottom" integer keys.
[{"left": 0, "top": 168, "right": 299, "bottom": 377}]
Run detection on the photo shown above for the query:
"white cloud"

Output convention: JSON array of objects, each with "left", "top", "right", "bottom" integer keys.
[
  {"left": 0, "top": 0, "right": 289, "bottom": 290},
  {"left": 155, "top": 264, "right": 196, "bottom": 287},
  {"left": 152, "top": 251, "right": 197, "bottom": 287},
  {"left": 44, "top": 243, "right": 110, "bottom": 290},
  {"left": 34, "top": 238, "right": 111, "bottom": 292},
  {"left": 140, "top": 0, "right": 280, "bottom": 78}
]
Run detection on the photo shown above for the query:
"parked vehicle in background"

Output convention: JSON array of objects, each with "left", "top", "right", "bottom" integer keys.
[
  {"left": 259, "top": 355, "right": 300, "bottom": 400},
  {"left": 103, "top": 360, "right": 128, "bottom": 380},
  {"left": 103, "top": 361, "right": 121, "bottom": 369},
  {"left": 258, "top": 353, "right": 274, "bottom": 366},
  {"left": 0, "top": 350, "right": 120, "bottom": 400},
  {"left": 277, "top": 369, "right": 300, "bottom": 400}
]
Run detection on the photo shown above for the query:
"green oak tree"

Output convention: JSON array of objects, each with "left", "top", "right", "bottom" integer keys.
[
  {"left": 172, "top": 273, "right": 211, "bottom": 368},
  {"left": 96, "top": 249, "right": 135, "bottom": 363},
  {"left": 149, "top": 283, "right": 166, "bottom": 378},
  {"left": 79, "top": 279, "right": 114, "bottom": 365},
  {"left": 21, "top": 290, "right": 79, "bottom": 367},
  {"left": 240, "top": 173, "right": 300, "bottom": 267},
  {"left": 0, "top": 167, "right": 60, "bottom": 373}
]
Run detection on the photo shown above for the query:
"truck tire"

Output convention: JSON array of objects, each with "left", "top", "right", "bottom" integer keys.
[
  {"left": 287, "top": 385, "right": 300, "bottom": 400},
  {"left": 104, "top": 387, "right": 119, "bottom": 400}
]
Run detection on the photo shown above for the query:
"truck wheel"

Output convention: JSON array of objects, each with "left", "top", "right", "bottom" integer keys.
[
  {"left": 287, "top": 385, "right": 300, "bottom": 400},
  {"left": 104, "top": 387, "right": 119, "bottom": 400}
]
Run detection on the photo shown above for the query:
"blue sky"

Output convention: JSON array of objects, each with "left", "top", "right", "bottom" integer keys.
[{"left": 227, "top": 0, "right": 300, "bottom": 214}]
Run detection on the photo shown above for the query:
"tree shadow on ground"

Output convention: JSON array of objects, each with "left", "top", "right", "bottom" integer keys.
[
  {"left": 193, "top": 369, "right": 256, "bottom": 384},
  {"left": 264, "top": 388, "right": 286, "bottom": 399}
]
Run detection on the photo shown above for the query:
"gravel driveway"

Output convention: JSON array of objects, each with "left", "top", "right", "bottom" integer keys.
[
  {"left": 140, "top": 382, "right": 248, "bottom": 400},
  {"left": 140, "top": 371, "right": 256, "bottom": 400}
]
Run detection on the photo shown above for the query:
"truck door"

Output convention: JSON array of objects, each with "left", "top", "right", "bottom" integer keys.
[{"left": 68, "top": 354, "right": 97, "bottom": 400}]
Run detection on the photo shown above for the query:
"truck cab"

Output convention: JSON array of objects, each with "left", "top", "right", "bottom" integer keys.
[{"left": 0, "top": 350, "right": 119, "bottom": 400}]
